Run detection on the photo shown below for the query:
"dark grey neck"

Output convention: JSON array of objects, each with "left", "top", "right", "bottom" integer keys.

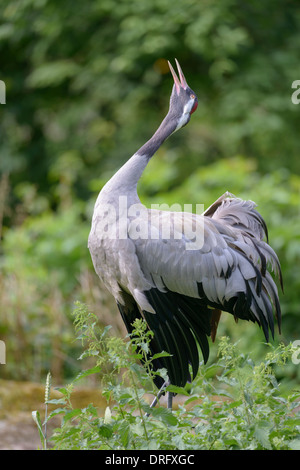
[
  {"left": 137, "top": 113, "right": 177, "bottom": 159},
  {"left": 100, "top": 112, "right": 177, "bottom": 197}
]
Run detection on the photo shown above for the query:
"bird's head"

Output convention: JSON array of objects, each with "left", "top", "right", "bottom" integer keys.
[{"left": 167, "top": 59, "right": 198, "bottom": 131}]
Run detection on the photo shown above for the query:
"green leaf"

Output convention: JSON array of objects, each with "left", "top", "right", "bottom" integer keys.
[
  {"left": 166, "top": 385, "right": 189, "bottom": 396},
  {"left": 203, "top": 364, "right": 221, "bottom": 379},
  {"left": 74, "top": 365, "right": 102, "bottom": 382},
  {"left": 284, "top": 417, "right": 300, "bottom": 427},
  {"left": 32, "top": 411, "right": 45, "bottom": 448},
  {"left": 117, "top": 420, "right": 130, "bottom": 448},
  {"left": 47, "top": 408, "right": 67, "bottom": 420},
  {"left": 62, "top": 408, "right": 82, "bottom": 423},
  {"left": 184, "top": 395, "right": 200, "bottom": 405},
  {"left": 98, "top": 424, "right": 113, "bottom": 439},
  {"left": 288, "top": 439, "right": 300, "bottom": 450},
  {"left": 152, "top": 351, "right": 171, "bottom": 360},
  {"left": 149, "top": 407, "right": 178, "bottom": 426},
  {"left": 46, "top": 398, "right": 67, "bottom": 405},
  {"left": 225, "top": 399, "right": 243, "bottom": 410},
  {"left": 243, "top": 390, "right": 254, "bottom": 406},
  {"left": 100, "top": 325, "right": 112, "bottom": 338},
  {"left": 254, "top": 425, "right": 272, "bottom": 450}
]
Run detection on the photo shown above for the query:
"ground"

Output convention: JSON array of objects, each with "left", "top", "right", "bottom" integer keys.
[{"left": 0, "top": 379, "right": 107, "bottom": 450}]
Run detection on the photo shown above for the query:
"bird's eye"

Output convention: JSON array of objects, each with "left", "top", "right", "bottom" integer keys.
[{"left": 189, "top": 94, "right": 198, "bottom": 114}]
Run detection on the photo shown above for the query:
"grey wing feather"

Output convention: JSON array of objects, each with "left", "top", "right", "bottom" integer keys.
[
  {"left": 122, "top": 194, "right": 282, "bottom": 388},
  {"left": 133, "top": 194, "right": 282, "bottom": 336},
  {"left": 204, "top": 191, "right": 268, "bottom": 241}
]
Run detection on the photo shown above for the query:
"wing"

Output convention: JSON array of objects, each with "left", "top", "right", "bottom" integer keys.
[
  {"left": 204, "top": 192, "right": 282, "bottom": 287},
  {"left": 204, "top": 191, "right": 268, "bottom": 241},
  {"left": 127, "top": 194, "right": 282, "bottom": 387}
]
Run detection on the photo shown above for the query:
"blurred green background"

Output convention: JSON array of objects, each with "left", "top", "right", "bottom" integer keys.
[{"left": 0, "top": 0, "right": 299, "bottom": 387}]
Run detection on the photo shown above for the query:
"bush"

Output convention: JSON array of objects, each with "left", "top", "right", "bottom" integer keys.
[{"left": 35, "top": 302, "right": 300, "bottom": 450}]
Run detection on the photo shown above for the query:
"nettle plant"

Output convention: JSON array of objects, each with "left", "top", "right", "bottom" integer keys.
[{"left": 33, "top": 302, "right": 300, "bottom": 450}]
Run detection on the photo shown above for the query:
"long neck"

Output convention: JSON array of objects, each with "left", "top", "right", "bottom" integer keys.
[
  {"left": 102, "top": 112, "right": 176, "bottom": 197},
  {"left": 138, "top": 113, "right": 177, "bottom": 159}
]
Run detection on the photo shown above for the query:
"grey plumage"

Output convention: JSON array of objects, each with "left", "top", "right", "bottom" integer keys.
[{"left": 88, "top": 60, "right": 282, "bottom": 392}]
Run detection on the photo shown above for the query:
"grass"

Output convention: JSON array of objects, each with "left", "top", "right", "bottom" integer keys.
[{"left": 33, "top": 302, "right": 300, "bottom": 450}]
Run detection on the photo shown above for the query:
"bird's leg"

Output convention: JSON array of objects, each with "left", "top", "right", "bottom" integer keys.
[
  {"left": 146, "top": 380, "right": 170, "bottom": 417},
  {"left": 150, "top": 380, "right": 169, "bottom": 407},
  {"left": 167, "top": 391, "right": 174, "bottom": 410},
  {"left": 149, "top": 395, "right": 158, "bottom": 409}
]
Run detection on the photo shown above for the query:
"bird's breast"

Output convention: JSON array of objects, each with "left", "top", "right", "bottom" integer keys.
[{"left": 88, "top": 192, "right": 153, "bottom": 304}]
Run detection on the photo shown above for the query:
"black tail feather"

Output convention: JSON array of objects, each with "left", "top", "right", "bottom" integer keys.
[{"left": 144, "top": 288, "right": 212, "bottom": 387}]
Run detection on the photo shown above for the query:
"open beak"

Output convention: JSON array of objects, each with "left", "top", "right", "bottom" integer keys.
[{"left": 168, "top": 59, "right": 188, "bottom": 94}]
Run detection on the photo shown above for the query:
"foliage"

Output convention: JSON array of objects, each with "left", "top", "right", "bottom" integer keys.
[{"left": 34, "top": 302, "right": 300, "bottom": 451}]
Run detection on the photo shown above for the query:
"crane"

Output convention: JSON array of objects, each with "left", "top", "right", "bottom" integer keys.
[{"left": 88, "top": 59, "right": 282, "bottom": 409}]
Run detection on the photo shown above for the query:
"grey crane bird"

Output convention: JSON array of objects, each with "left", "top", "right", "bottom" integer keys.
[{"left": 88, "top": 60, "right": 282, "bottom": 409}]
